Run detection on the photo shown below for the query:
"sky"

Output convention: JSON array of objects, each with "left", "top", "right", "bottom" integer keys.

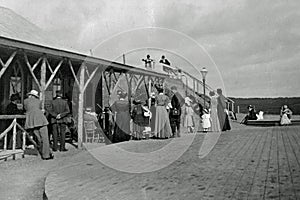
[{"left": 0, "top": 0, "right": 299, "bottom": 97}]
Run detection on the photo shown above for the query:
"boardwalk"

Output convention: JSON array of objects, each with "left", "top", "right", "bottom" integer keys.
[{"left": 45, "top": 122, "right": 300, "bottom": 200}]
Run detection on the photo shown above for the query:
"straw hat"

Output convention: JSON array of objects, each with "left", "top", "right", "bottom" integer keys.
[{"left": 27, "top": 90, "right": 39, "bottom": 98}]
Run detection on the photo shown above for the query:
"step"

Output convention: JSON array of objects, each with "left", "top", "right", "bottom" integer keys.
[{"left": 0, "top": 149, "right": 24, "bottom": 161}]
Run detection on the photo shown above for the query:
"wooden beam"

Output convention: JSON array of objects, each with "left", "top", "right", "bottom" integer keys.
[
  {"left": 31, "top": 57, "right": 42, "bottom": 72},
  {"left": 83, "top": 66, "right": 99, "bottom": 92},
  {"left": 40, "top": 56, "right": 47, "bottom": 111},
  {"left": 0, "top": 50, "right": 17, "bottom": 79},
  {"left": 103, "top": 72, "right": 111, "bottom": 95},
  {"left": 68, "top": 60, "right": 80, "bottom": 88},
  {"left": 45, "top": 59, "right": 54, "bottom": 74},
  {"left": 143, "top": 76, "right": 149, "bottom": 98},
  {"left": 0, "top": 115, "right": 26, "bottom": 120},
  {"left": 45, "top": 59, "right": 63, "bottom": 90},
  {"left": 24, "top": 53, "right": 41, "bottom": 89},
  {"left": 133, "top": 75, "right": 144, "bottom": 93},
  {"left": 77, "top": 64, "right": 85, "bottom": 149}
]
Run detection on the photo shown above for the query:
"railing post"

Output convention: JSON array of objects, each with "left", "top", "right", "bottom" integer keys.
[
  {"left": 4, "top": 133, "right": 7, "bottom": 151},
  {"left": 12, "top": 119, "right": 17, "bottom": 159},
  {"left": 22, "top": 131, "right": 26, "bottom": 151}
]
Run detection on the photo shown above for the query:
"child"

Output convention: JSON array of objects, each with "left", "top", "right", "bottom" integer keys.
[
  {"left": 131, "top": 100, "right": 145, "bottom": 139},
  {"left": 202, "top": 109, "right": 211, "bottom": 133}
]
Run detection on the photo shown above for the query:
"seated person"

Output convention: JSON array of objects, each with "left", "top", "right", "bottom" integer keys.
[
  {"left": 240, "top": 105, "right": 257, "bottom": 124},
  {"left": 280, "top": 105, "right": 292, "bottom": 125},
  {"left": 256, "top": 111, "right": 264, "bottom": 120}
]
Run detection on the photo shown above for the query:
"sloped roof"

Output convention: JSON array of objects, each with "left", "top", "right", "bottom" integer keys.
[{"left": 0, "top": 6, "right": 55, "bottom": 47}]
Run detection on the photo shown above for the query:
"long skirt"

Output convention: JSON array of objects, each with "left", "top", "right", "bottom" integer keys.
[
  {"left": 217, "top": 107, "right": 231, "bottom": 131},
  {"left": 154, "top": 106, "right": 172, "bottom": 138},
  {"left": 184, "top": 114, "right": 194, "bottom": 127},
  {"left": 210, "top": 108, "right": 221, "bottom": 132},
  {"left": 280, "top": 114, "right": 291, "bottom": 125},
  {"left": 113, "top": 112, "right": 131, "bottom": 143},
  {"left": 150, "top": 105, "right": 156, "bottom": 134}
]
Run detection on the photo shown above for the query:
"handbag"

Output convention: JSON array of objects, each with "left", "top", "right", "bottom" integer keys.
[{"left": 171, "top": 108, "right": 180, "bottom": 116}]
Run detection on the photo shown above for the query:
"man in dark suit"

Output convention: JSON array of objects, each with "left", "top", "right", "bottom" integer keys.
[
  {"left": 49, "top": 91, "right": 70, "bottom": 151},
  {"left": 169, "top": 86, "right": 184, "bottom": 137}
]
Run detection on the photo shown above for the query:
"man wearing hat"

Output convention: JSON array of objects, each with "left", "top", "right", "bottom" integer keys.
[
  {"left": 48, "top": 90, "right": 70, "bottom": 151},
  {"left": 24, "top": 90, "right": 53, "bottom": 159}
]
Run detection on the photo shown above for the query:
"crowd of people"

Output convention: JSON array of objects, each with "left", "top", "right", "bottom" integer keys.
[
  {"left": 109, "top": 86, "right": 232, "bottom": 143},
  {"left": 2, "top": 85, "right": 235, "bottom": 160}
]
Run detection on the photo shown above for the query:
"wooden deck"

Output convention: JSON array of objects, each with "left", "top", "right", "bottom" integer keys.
[{"left": 45, "top": 123, "right": 300, "bottom": 200}]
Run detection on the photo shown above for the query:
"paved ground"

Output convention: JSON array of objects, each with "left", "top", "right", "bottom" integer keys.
[
  {"left": 0, "top": 144, "right": 82, "bottom": 200},
  {"left": 45, "top": 122, "right": 300, "bottom": 200}
]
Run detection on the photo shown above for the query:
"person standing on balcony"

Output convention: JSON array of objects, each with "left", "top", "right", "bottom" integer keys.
[
  {"left": 169, "top": 86, "right": 184, "bottom": 137},
  {"left": 142, "top": 54, "right": 154, "bottom": 69},
  {"left": 159, "top": 55, "right": 171, "bottom": 66},
  {"left": 48, "top": 91, "right": 70, "bottom": 152},
  {"left": 24, "top": 90, "right": 53, "bottom": 160}
]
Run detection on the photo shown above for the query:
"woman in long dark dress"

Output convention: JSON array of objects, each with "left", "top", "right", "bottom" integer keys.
[
  {"left": 216, "top": 88, "right": 231, "bottom": 131},
  {"left": 24, "top": 90, "right": 53, "bottom": 160},
  {"left": 111, "top": 91, "right": 131, "bottom": 143},
  {"left": 150, "top": 93, "right": 156, "bottom": 136},
  {"left": 154, "top": 87, "right": 172, "bottom": 138}
]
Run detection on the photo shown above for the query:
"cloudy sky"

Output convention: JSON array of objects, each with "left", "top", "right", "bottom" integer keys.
[{"left": 0, "top": 0, "right": 299, "bottom": 97}]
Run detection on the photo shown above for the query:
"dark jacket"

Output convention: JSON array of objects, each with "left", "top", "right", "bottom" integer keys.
[
  {"left": 48, "top": 97, "right": 70, "bottom": 124},
  {"left": 170, "top": 92, "right": 184, "bottom": 118}
]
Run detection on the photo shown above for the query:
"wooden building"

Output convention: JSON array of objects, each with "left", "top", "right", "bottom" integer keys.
[{"left": 0, "top": 36, "right": 167, "bottom": 149}]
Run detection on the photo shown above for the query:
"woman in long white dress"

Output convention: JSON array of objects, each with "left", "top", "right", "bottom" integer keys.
[
  {"left": 184, "top": 98, "right": 194, "bottom": 133},
  {"left": 280, "top": 105, "right": 292, "bottom": 125},
  {"left": 209, "top": 91, "right": 221, "bottom": 132}
]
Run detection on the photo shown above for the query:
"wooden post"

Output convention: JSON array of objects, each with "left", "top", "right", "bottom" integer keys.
[
  {"left": 77, "top": 64, "right": 85, "bottom": 149},
  {"left": 12, "top": 119, "right": 17, "bottom": 159},
  {"left": 231, "top": 102, "right": 235, "bottom": 112},
  {"left": 4, "top": 133, "right": 7, "bottom": 151},
  {"left": 237, "top": 105, "right": 240, "bottom": 113},
  {"left": 40, "top": 57, "right": 47, "bottom": 111},
  {"left": 22, "top": 132, "right": 26, "bottom": 151},
  {"left": 193, "top": 79, "right": 195, "bottom": 95}
]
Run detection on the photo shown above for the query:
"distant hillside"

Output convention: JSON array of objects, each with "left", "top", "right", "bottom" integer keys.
[
  {"left": 0, "top": 6, "right": 55, "bottom": 46},
  {"left": 230, "top": 97, "right": 300, "bottom": 115}
]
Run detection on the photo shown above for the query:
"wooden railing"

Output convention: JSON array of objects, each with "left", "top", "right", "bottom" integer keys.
[{"left": 0, "top": 115, "right": 28, "bottom": 160}]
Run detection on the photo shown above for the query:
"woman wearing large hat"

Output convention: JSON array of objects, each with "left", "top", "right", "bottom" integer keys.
[{"left": 24, "top": 90, "right": 53, "bottom": 160}]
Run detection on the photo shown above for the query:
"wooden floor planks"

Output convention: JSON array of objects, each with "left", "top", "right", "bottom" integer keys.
[{"left": 45, "top": 125, "right": 300, "bottom": 200}]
